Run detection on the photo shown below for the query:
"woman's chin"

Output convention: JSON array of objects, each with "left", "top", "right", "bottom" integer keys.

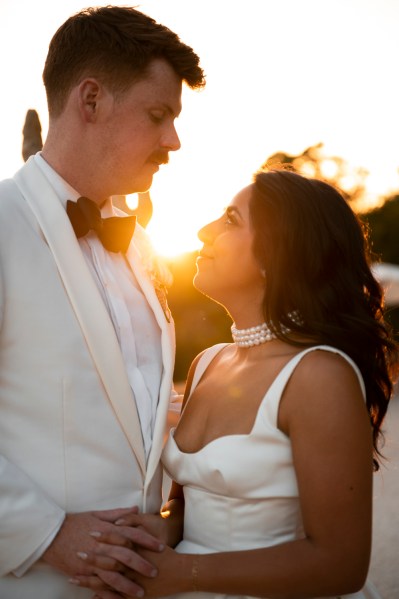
[
  {"left": 193, "top": 273, "right": 211, "bottom": 297},
  {"left": 194, "top": 276, "right": 226, "bottom": 308},
  {"left": 193, "top": 272, "right": 204, "bottom": 293}
]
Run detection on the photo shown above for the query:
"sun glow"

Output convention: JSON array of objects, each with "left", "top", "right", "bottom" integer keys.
[
  {"left": 1, "top": 0, "right": 399, "bottom": 261},
  {"left": 147, "top": 216, "right": 202, "bottom": 259},
  {"left": 127, "top": 191, "right": 206, "bottom": 258}
]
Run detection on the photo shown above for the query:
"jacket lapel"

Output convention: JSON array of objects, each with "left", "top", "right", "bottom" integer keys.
[
  {"left": 125, "top": 239, "right": 176, "bottom": 487},
  {"left": 14, "top": 158, "right": 146, "bottom": 475}
]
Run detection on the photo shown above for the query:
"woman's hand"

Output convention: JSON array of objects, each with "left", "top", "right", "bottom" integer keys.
[
  {"left": 130, "top": 546, "right": 191, "bottom": 598},
  {"left": 70, "top": 529, "right": 191, "bottom": 598},
  {"left": 112, "top": 511, "right": 169, "bottom": 546},
  {"left": 69, "top": 511, "right": 167, "bottom": 597},
  {"left": 112, "top": 498, "right": 184, "bottom": 548},
  {"left": 70, "top": 500, "right": 185, "bottom": 596},
  {"left": 70, "top": 530, "right": 160, "bottom": 597}
]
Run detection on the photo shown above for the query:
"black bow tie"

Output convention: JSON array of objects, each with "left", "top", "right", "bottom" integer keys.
[{"left": 66, "top": 197, "right": 136, "bottom": 254}]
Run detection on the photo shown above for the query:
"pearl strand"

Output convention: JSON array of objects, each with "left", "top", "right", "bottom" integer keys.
[
  {"left": 231, "top": 314, "right": 299, "bottom": 348},
  {"left": 231, "top": 322, "right": 277, "bottom": 347}
]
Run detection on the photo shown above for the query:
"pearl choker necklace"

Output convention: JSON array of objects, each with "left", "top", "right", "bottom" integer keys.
[{"left": 231, "top": 321, "right": 291, "bottom": 348}]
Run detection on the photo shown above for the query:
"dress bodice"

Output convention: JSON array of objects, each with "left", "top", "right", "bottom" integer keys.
[{"left": 161, "top": 344, "right": 379, "bottom": 599}]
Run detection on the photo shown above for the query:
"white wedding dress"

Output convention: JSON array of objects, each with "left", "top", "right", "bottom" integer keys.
[{"left": 162, "top": 344, "right": 381, "bottom": 599}]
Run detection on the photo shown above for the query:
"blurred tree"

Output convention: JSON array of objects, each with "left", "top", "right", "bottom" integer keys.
[
  {"left": 263, "top": 142, "right": 368, "bottom": 205},
  {"left": 263, "top": 142, "right": 399, "bottom": 265},
  {"left": 360, "top": 193, "right": 399, "bottom": 336},
  {"left": 22, "top": 109, "right": 43, "bottom": 162},
  {"left": 360, "top": 194, "right": 399, "bottom": 265}
]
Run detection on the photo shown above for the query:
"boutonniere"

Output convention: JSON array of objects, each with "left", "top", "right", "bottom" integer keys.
[{"left": 139, "top": 238, "right": 173, "bottom": 323}]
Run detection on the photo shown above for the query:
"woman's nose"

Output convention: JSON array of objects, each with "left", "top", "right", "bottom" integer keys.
[{"left": 197, "top": 220, "right": 216, "bottom": 243}]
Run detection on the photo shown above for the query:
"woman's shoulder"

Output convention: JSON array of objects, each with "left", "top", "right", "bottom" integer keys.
[
  {"left": 292, "top": 345, "right": 363, "bottom": 387},
  {"left": 278, "top": 346, "right": 367, "bottom": 434},
  {"left": 283, "top": 346, "right": 366, "bottom": 414}
]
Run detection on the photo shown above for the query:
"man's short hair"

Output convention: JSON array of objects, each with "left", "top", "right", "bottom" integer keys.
[{"left": 43, "top": 5, "right": 205, "bottom": 117}]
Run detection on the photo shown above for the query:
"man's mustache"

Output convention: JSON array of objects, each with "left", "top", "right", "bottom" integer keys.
[{"left": 149, "top": 152, "right": 169, "bottom": 165}]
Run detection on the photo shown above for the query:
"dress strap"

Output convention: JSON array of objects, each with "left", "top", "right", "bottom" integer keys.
[
  {"left": 259, "top": 344, "right": 366, "bottom": 429},
  {"left": 186, "top": 344, "right": 366, "bottom": 429},
  {"left": 189, "top": 343, "right": 229, "bottom": 396}
]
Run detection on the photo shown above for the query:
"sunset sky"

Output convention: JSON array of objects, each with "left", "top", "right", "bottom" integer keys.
[{"left": 1, "top": 0, "right": 399, "bottom": 256}]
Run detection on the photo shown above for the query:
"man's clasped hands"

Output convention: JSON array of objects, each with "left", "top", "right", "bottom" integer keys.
[{"left": 43, "top": 500, "right": 185, "bottom": 599}]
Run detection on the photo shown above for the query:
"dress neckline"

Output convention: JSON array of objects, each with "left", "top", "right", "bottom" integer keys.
[{"left": 170, "top": 344, "right": 366, "bottom": 456}]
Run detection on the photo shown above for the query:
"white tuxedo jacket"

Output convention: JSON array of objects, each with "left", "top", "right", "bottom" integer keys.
[{"left": 0, "top": 157, "right": 175, "bottom": 597}]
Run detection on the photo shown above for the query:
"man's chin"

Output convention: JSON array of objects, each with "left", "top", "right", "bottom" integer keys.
[
  {"left": 131, "top": 174, "right": 154, "bottom": 194},
  {"left": 136, "top": 184, "right": 152, "bottom": 194},
  {"left": 138, "top": 172, "right": 155, "bottom": 193}
]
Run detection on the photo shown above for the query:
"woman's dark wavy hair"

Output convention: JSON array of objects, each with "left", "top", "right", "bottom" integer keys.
[{"left": 250, "top": 168, "right": 398, "bottom": 470}]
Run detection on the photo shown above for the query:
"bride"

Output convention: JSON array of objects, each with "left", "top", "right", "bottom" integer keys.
[{"left": 74, "top": 168, "right": 398, "bottom": 598}]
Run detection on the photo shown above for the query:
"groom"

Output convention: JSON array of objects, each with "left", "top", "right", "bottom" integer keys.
[{"left": 0, "top": 6, "right": 204, "bottom": 598}]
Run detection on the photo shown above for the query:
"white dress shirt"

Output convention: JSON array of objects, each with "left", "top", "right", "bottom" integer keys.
[{"left": 34, "top": 153, "right": 163, "bottom": 458}]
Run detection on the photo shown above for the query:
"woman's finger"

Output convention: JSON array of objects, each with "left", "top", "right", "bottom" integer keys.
[
  {"left": 69, "top": 573, "right": 111, "bottom": 592},
  {"left": 92, "top": 591, "right": 126, "bottom": 599},
  {"left": 77, "top": 550, "right": 127, "bottom": 572},
  {"left": 78, "top": 545, "right": 157, "bottom": 578},
  {"left": 90, "top": 530, "right": 134, "bottom": 549},
  {"left": 90, "top": 527, "right": 165, "bottom": 552},
  {"left": 97, "top": 569, "right": 145, "bottom": 597},
  {"left": 92, "top": 506, "right": 139, "bottom": 523}
]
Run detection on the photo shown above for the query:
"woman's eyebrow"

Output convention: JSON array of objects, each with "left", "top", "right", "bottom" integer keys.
[{"left": 226, "top": 205, "right": 243, "bottom": 220}]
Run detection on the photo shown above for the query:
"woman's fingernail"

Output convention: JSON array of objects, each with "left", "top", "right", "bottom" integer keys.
[
  {"left": 136, "top": 590, "right": 144, "bottom": 597},
  {"left": 89, "top": 531, "right": 101, "bottom": 538},
  {"left": 77, "top": 551, "right": 88, "bottom": 560},
  {"left": 115, "top": 518, "right": 125, "bottom": 525},
  {"left": 68, "top": 578, "right": 80, "bottom": 585},
  {"left": 151, "top": 568, "right": 158, "bottom": 578}
]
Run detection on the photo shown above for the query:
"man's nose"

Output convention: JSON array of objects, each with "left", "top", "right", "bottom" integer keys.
[{"left": 161, "top": 125, "right": 181, "bottom": 152}]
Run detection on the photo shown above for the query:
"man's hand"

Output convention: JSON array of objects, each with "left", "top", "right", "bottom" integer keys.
[
  {"left": 60, "top": 501, "right": 184, "bottom": 597},
  {"left": 42, "top": 507, "right": 164, "bottom": 579}
]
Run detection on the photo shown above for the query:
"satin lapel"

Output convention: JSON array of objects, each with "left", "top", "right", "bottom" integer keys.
[
  {"left": 14, "top": 158, "right": 146, "bottom": 475},
  {"left": 125, "top": 242, "right": 176, "bottom": 486}
]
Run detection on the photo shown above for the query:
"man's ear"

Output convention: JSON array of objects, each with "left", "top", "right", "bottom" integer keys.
[{"left": 78, "top": 79, "right": 101, "bottom": 122}]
